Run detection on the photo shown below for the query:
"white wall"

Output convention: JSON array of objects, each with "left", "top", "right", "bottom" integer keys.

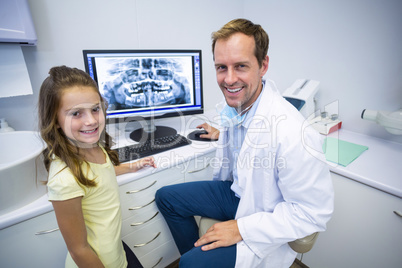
[
  {"left": 0, "top": 0, "right": 243, "bottom": 130},
  {"left": 246, "top": 0, "right": 402, "bottom": 143},
  {"left": 0, "top": 0, "right": 401, "bottom": 143}
]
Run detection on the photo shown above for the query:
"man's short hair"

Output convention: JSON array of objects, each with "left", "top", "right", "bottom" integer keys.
[{"left": 211, "top": 18, "right": 269, "bottom": 67}]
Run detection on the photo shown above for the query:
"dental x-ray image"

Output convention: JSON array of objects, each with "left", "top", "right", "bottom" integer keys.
[{"left": 95, "top": 56, "right": 193, "bottom": 112}]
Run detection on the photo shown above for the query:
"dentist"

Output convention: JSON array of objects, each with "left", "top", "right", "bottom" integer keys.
[{"left": 156, "top": 18, "right": 334, "bottom": 268}]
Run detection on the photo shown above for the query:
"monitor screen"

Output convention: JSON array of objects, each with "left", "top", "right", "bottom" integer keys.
[{"left": 83, "top": 49, "right": 203, "bottom": 141}]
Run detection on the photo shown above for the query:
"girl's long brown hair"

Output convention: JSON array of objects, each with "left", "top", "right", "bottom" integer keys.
[{"left": 38, "top": 65, "right": 120, "bottom": 187}]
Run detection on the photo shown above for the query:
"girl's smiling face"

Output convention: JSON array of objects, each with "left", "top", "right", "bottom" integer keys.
[{"left": 57, "top": 86, "right": 105, "bottom": 147}]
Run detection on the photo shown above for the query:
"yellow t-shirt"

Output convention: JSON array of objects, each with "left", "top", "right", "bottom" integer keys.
[{"left": 47, "top": 148, "right": 127, "bottom": 268}]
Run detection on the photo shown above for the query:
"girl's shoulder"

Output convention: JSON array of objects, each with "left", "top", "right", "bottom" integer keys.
[
  {"left": 47, "top": 157, "right": 85, "bottom": 200},
  {"left": 49, "top": 156, "right": 67, "bottom": 172},
  {"left": 48, "top": 157, "right": 75, "bottom": 183}
]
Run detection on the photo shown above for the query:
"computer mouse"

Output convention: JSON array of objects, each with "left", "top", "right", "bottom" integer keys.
[
  {"left": 187, "top": 129, "right": 217, "bottom": 142},
  {"left": 194, "top": 129, "right": 208, "bottom": 138}
]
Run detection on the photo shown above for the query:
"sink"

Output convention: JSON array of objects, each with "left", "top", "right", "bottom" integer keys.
[{"left": 0, "top": 131, "right": 47, "bottom": 216}]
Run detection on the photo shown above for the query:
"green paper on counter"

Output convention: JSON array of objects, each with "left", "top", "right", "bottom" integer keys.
[{"left": 322, "top": 137, "right": 368, "bottom": 167}]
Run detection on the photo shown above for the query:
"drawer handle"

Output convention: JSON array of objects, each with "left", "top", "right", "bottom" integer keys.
[
  {"left": 130, "top": 211, "right": 159, "bottom": 226},
  {"left": 133, "top": 232, "right": 161, "bottom": 248},
  {"left": 129, "top": 198, "right": 155, "bottom": 210},
  {"left": 151, "top": 257, "right": 163, "bottom": 268},
  {"left": 188, "top": 163, "right": 210, "bottom": 174},
  {"left": 126, "top": 180, "right": 157, "bottom": 194},
  {"left": 394, "top": 211, "right": 402, "bottom": 217},
  {"left": 35, "top": 227, "right": 59, "bottom": 235}
]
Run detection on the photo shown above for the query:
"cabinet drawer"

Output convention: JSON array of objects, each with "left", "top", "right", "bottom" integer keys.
[
  {"left": 0, "top": 211, "right": 67, "bottom": 268},
  {"left": 139, "top": 240, "right": 180, "bottom": 268},
  {"left": 120, "top": 168, "right": 184, "bottom": 213},
  {"left": 122, "top": 218, "right": 174, "bottom": 259},
  {"left": 121, "top": 191, "right": 157, "bottom": 220},
  {"left": 120, "top": 175, "right": 184, "bottom": 220},
  {"left": 185, "top": 151, "right": 215, "bottom": 182},
  {"left": 121, "top": 204, "right": 162, "bottom": 237},
  {"left": 303, "top": 173, "right": 402, "bottom": 268}
]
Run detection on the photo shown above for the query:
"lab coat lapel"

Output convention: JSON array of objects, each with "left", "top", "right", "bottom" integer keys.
[
  {"left": 212, "top": 127, "right": 232, "bottom": 181},
  {"left": 236, "top": 83, "right": 274, "bottom": 190}
]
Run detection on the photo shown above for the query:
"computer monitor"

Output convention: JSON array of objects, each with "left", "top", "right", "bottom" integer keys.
[{"left": 83, "top": 49, "right": 203, "bottom": 142}]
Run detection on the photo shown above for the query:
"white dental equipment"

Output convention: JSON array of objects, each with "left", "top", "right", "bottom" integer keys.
[
  {"left": 361, "top": 109, "right": 402, "bottom": 135},
  {"left": 282, "top": 79, "right": 320, "bottom": 118}
]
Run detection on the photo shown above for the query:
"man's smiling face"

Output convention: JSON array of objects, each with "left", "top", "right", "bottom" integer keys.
[{"left": 214, "top": 32, "right": 268, "bottom": 113}]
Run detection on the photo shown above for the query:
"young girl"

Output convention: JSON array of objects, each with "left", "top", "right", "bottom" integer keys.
[{"left": 38, "top": 65, "right": 156, "bottom": 268}]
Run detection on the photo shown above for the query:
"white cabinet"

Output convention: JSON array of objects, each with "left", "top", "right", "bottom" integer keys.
[
  {"left": 120, "top": 151, "right": 216, "bottom": 267},
  {"left": 120, "top": 164, "right": 185, "bottom": 268},
  {"left": 185, "top": 151, "right": 215, "bottom": 182},
  {"left": 303, "top": 172, "right": 402, "bottom": 268},
  {"left": 0, "top": 150, "right": 217, "bottom": 268},
  {"left": 0, "top": 211, "right": 67, "bottom": 268}
]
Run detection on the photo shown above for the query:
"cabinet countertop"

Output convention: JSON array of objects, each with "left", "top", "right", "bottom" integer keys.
[
  {"left": 326, "top": 129, "right": 402, "bottom": 198},
  {"left": 1, "top": 120, "right": 401, "bottom": 229},
  {"left": 0, "top": 132, "right": 217, "bottom": 230}
]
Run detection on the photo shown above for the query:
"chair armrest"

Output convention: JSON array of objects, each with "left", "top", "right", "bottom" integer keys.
[
  {"left": 198, "top": 217, "right": 319, "bottom": 254},
  {"left": 288, "top": 232, "right": 319, "bottom": 253},
  {"left": 198, "top": 217, "right": 222, "bottom": 237}
]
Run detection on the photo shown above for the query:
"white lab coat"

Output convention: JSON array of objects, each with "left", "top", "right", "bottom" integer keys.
[{"left": 213, "top": 82, "right": 334, "bottom": 268}]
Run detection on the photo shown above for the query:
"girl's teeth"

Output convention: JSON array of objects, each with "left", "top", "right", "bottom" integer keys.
[
  {"left": 227, "top": 87, "right": 242, "bottom": 93},
  {"left": 82, "top": 129, "right": 96, "bottom": 133}
]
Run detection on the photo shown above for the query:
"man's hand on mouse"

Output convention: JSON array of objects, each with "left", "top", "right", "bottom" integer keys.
[{"left": 196, "top": 123, "right": 220, "bottom": 140}]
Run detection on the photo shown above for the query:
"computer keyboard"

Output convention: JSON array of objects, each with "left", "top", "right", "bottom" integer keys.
[{"left": 114, "top": 134, "right": 192, "bottom": 163}]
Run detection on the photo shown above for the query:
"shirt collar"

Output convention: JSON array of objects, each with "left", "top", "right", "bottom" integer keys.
[{"left": 242, "top": 80, "right": 265, "bottom": 128}]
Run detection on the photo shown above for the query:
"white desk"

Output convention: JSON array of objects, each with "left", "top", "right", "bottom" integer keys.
[
  {"left": 0, "top": 118, "right": 217, "bottom": 268},
  {"left": 326, "top": 129, "right": 402, "bottom": 198},
  {"left": 1, "top": 113, "right": 401, "bottom": 267},
  {"left": 0, "top": 128, "right": 216, "bottom": 230}
]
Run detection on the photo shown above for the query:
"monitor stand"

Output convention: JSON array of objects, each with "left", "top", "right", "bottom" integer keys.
[{"left": 129, "top": 119, "right": 177, "bottom": 142}]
